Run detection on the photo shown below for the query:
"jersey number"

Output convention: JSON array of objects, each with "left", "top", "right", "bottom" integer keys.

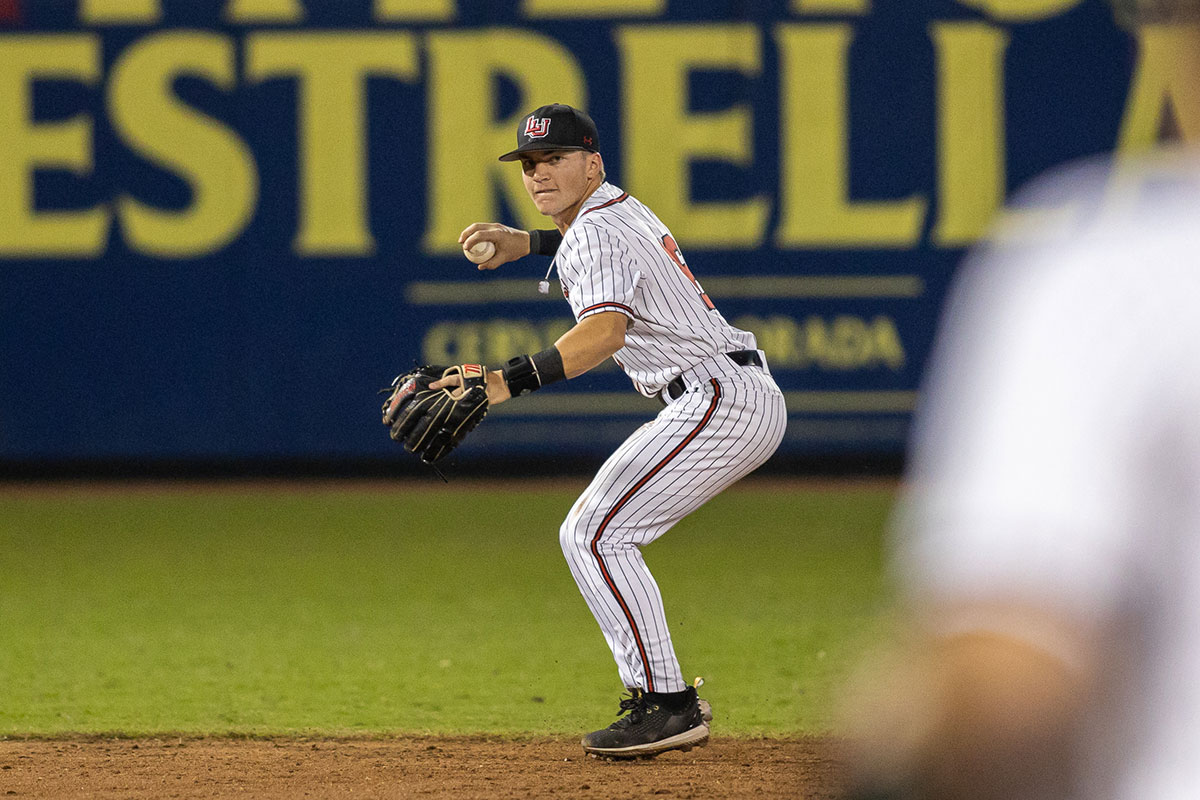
[{"left": 661, "top": 234, "right": 716, "bottom": 311}]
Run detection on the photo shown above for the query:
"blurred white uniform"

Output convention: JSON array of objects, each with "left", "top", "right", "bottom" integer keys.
[{"left": 897, "top": 154, "right": 1200, "bottom": 800}]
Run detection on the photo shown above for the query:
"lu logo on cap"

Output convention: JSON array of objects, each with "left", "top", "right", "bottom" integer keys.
[
  {"left": 499, "top": 104, "right": 599, "bottom": 162},
  {"left": 524, "top": 117, "right": 551, "bottom": 139}
]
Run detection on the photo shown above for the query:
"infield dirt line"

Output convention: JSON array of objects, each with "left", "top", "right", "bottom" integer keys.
[{"left": 0, "top": 735, "right": 845, "bottom": 800}]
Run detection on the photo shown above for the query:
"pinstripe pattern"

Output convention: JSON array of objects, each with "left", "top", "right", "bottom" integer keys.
[
  {"left": 579, "top": 301, "right": 635, "bottom": 317},
  {"left": 557, "top": 182, "right": 758, "bottom": 399},
  {"left": 560, "top": 369, "right": 787, "bottom": 692},
  {"left": 549, "top": 180, "right": 787, "bottom": 693},
  {"left": 586, "top": 379, "right": 723, "bottom": 692}
]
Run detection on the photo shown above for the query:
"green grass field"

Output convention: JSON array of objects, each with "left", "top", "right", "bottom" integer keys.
[{"left": 0, "top": 480, "right": 895, "bottom": 738}]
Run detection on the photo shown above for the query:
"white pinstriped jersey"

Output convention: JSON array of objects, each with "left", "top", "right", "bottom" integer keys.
[{"left": 555, "top": 182, "right": 757, "bottom": 397}]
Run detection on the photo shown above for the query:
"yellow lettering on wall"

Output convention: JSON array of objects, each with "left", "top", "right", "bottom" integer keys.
[
  {"left": 776, "top": 24, "right": 926, "bottom": 248},
  {"left": 374, "top": 0, "right": 455, "bottom": 22},
  {"left": 424, "top": 30, "right": 586, "bottom": 254},
  {"left": 109, "top": 33, "right": 257, "bottom": 258},
  {"left": 792, "top": 0, "right": 871, "bottom": 14},
  {"left": 0, "top": 36, "right": 109, "bottom": 258},
  {"left": 523, "top": 0, "right": 665, "bottom": 17},
  {"left": 225, "top": 0, "right": 305, "bottom": 24},
  {"left": 868, "top": 316, "right": 905, "bottom": 369},
  {"left": 931, "top": 23, "right": 1009, "bottom": 247},
  {"left": 247, "top": 33, "right": 420, "bottom": 256},
  {"left": 423, "top": 319, "right": 576, "bottom": 365},
  {"left": 617, "top": 24, "right": 768, "bottom": 248},
  {"left": 953, "top": 0, "right": 1083, "bottom": 21},
  {"left": 737, "top": 315, "right": 802, "bottom": 367},
  {"left": 734, "top": 314, "right": 906, "bottom": 371},
  {"left": 78, "top": 0, "right": 161, "bottom": 24},
  {"left": 1117, "top": 25, "right": 1200, "bottom": 152},
  {"left": 1100, "top": 26, "right": 1200, "bottom": 217}
]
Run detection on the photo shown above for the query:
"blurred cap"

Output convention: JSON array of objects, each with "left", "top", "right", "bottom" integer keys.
[{"left": 498, "top": 104, "right": 600, "bottom": 162}]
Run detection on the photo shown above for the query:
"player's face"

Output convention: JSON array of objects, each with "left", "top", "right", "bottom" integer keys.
[{"left": 519, "top": 150, "right": 597, "bottom": 219}]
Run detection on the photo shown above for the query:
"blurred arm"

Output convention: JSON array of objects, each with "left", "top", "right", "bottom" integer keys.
[{"left": 842, "top": 604, "right": 1093, "bottom": 800}]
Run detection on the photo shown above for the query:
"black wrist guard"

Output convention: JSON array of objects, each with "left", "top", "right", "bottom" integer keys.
[
  {"left": 528, "top": 228, "right": 563, "bottom": 257},
  {"left": 502, "top": 347, "right": 566, "bottom": 397}
]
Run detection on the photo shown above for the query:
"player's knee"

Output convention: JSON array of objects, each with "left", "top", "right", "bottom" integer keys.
[{"left": 559, "top": 515, "right": 590, "bottom": 558}]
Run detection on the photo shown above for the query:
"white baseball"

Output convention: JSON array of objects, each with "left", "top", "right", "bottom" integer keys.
[{"left": 464, "top": 240, "right": 496, "bottom": 264}]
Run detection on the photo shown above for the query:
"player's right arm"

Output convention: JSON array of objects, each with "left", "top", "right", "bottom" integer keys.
[
  {"left": 458, "top": 223, "right": 562, "bottom": 270},
  {"left": 458, "top": 223, "right": 528, "bottom": 270}
]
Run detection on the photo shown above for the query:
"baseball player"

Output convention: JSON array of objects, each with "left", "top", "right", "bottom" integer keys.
[
  {"left": 838, "top": 3, "right": 1200, "bottom": 796},
  {"left": 437, "top": 104, "right": 787, "bottom": 758},
  {"left": 842, "top": 156, "right": 1200, "bottom": 800}
]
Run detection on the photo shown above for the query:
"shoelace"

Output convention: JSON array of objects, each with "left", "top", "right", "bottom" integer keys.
[{"left": 612, "top": 691, "right": 649, "bottom": 727}]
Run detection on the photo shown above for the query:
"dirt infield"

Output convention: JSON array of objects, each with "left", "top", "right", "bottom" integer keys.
[{"left": 0, "top": 736, "right": 843, "bottom": 799}]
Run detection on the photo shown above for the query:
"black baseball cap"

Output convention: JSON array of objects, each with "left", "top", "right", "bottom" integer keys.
[{"left": 498, "top": 104, "right": 600, "bottom": 162}]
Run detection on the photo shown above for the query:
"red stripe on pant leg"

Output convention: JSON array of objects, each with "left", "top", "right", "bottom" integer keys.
[{"left": 589, "top": 379, "right": 722, "bottom": 692}]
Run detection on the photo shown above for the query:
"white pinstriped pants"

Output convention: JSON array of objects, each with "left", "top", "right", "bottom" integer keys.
[{"left": 559, "top": 365, "right": 787, "bottom": 693}]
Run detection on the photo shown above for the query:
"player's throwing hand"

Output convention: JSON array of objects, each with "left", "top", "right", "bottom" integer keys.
[{"left": 458, "top": 223, "right": 532, "bottom": 270}]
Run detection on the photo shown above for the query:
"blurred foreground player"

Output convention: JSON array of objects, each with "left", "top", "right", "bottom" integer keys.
[
  {"left": 444, "top": 104, "right": 787, "bottom": 758},
  {"left": 840, "top": 28, "right": 1200, "bottom": 800}
]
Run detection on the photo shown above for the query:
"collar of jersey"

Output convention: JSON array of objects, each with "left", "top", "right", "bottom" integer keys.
[
  {"left": 543, "top": 182, "right": 620, "bottom": 290},
  {"left": 577, "top": 181, "right": 621, "bottom": 216}
]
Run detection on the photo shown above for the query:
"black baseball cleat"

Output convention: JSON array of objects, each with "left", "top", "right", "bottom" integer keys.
[{"left": 581, "top": 686, "right": 710, "bottom": 760}]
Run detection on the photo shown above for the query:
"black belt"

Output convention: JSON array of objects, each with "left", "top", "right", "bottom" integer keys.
[{"left": 663, "top": 350, "right": 764, "bottom": 402}]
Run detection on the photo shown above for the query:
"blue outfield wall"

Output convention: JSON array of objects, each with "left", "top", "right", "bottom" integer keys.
[{"left": 0, "top": 0, "right": 1174, "bottom": 467}]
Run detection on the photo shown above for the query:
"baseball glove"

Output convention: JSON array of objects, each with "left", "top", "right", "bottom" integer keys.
[{"left": 381, "top": 364, "right": 490, "bottom": 463}]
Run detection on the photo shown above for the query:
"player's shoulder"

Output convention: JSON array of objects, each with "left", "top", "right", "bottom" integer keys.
[
  {"left": 579, "top": 183, "right": 641, "bottom": 226},
  {"left": 563, "top": 184, "right": 639, "bottom": 248},
  {"left": 1001, "top": 150, "right": 1200, "bottom": 242},
  {"left": 989, "top": 150, "right": 1200, "bottom": 287}
]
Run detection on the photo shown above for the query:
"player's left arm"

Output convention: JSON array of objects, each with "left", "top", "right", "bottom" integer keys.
[
  {"left": 430, "top": 311, "right": 627, "bottom": 406},
  {"left": 553, "top": 311, "right": 628, "bottom": 379}
]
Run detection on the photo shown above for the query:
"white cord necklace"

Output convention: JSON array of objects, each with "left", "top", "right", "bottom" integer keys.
[
  {"left": 538, "top": 252, "right": 557, "bottom": 295},
  {"left": 538, "top": 186, "right": 608, "bottom": 295}
]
